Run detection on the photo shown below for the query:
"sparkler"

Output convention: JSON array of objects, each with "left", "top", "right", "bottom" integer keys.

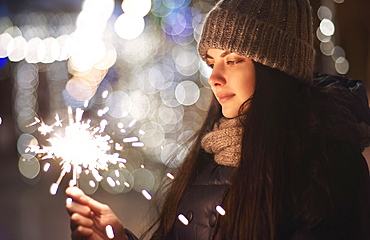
[{"left": 27, "top": 106, "right": 130, "bottom": 195}]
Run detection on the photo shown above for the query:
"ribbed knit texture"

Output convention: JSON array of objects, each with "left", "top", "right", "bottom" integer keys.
[
  {"left": 201, "top": 118, "right": 243, "bottom": 167},
  {"left": 198, "top": 0, "right": 315, "bottom": 82}
]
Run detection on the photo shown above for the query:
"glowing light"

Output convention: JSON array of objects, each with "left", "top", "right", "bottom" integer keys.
[
  {"left": 117, "top": 122, "right": 124, "bottom": 129},
  {"left": 89, "top": 180, "right": 96, "bottom": 187},
  {"left": 98, "top": 107, "right": 109, "bottom": 117},
  {"left": 43, "top": 162, "right": 51, "bottom": 172},
  {"left": 50, "top": 183, "right": 59, "bottom": 195},
  {"left": 216, "top": 205, "right": 226, "bottom": 216},
  {"left": 57, "top": 34, "right": 73, "bottom": 61},
  {"left": 106, "top": 91, "right": 132, "bottom": 118},
  {"left": 115, "top": 143, "right": 123, "bottom": 151},
  {"left": 68, "top": 37, "right": 106, "bottom": 72},
  {"left": 94, "top": 43, "right": 117, "bottom": 70},
  {"left": 102, "top": 90, "right": 109, "bottom": 99},
  {"left": 81, "top": 0, "right": 115, "bottom": 23},
  {"left": 114, "top": 13, "right": 145, "bottom": 40},
  {"left": 196, "top": 87, "right": 212, "bottom": 111},
  {"left": 142, "top": 189, "right": 152, "bottom": 200},
  {"left": 8, "top": 36, "right": 28, "bottom": 62},
  {"left": 175, "top": 80, "right": 200, "bottom": 106},
  {"left": 65, "top": 76, "right": 95, "bottom": 103},
  {"left": 320, "top": 41, "right": 334, "bottom": 56},
  {"left": 178, "top": 214, "right": 189, "bottom": 225},
  {"left": 28, "top": 107, "right": 126, "bottom": 195},
  {"left": 105, "top": 225, "right": 115, "bottom": 239},
  {"left": 335, "top": 57, "right": 349, "bottom": 75},
  {"left": 128, "top": 119, "right": 137, "bottom": 128},
  {"left": 41, "top": 37, "right": 60, "bottom": 64},
  {"left": 320, "top": 19, "right": 335, "bottom": 36},
  {"left": 121, "top": 0, "right": 152, "bottom": 17},
  {"left": 18, "top": 155, "right": 40, "bottom": 179},
  {"left": 166, "top": 172, "right": 175, "bottom": 180},
  {"left": 123, "top": 137, "right": 139, "bottom": 143},
  {"left": 25, "top": 37, "right": 44, "bottom": 63},
  {"left": 0, "top": 117, "right": 2, "bottom": 125},
  {"left": 132, "top": 142, "right": 144, "bottom": 147},
  {"left": 331, "top": 46, "right": 345, "bottom": 61},
  {"left": 0, "top": 33, "right": 14, "bottom": 58},
  {"left": 316, "top": 28, "right": 331, "bottom": 43},
  {"left": 107, "top": 177, "right": 116, "bottom": 187},
  {"left": 317, "top": 6, "right": 332, "bottom": 20},
  {"left": 132, "top": 168, "right": 155, "bottom": 192},
  {"left": 66, "top": 197, "right": 73, "bottom": 205}
]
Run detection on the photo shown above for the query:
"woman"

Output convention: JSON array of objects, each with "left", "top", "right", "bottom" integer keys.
[{"left": 66, "top": 0, "right": 370, "bottom": 239}]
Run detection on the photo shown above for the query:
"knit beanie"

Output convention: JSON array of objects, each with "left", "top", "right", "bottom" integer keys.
[{"left": 198, "top": 0, "right": 315, "bottom": 82}]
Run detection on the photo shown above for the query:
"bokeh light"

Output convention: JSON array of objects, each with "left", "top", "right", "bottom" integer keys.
[
  {"left": 316, "top": 2, "right": 350, "bottom": 76},
  {"left": 5, "top": 0, "right": 217, "bottom": 195},
  {"left": 320, "top": 18, "right": 335, "bottom": 36},
  {"left": 114, "top": 14, "right": 145, "bottom": 40}
]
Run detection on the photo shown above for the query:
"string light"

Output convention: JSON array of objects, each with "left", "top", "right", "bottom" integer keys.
[{"left": 317, "top": 1, "right": 349, "bottom": 75}]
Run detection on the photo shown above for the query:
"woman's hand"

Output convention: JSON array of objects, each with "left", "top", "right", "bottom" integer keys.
[{"left": 65, "top": 187, "right": 128, "bottom": 240}]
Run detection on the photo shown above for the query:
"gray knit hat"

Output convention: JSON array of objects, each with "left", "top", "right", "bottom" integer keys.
[{"left": 198, "top": 0, "right": 315, "bottom": 82}]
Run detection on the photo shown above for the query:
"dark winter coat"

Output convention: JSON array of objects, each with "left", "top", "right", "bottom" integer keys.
[{"left": 125, "top": 75, "right": 370, "bottom": 240}]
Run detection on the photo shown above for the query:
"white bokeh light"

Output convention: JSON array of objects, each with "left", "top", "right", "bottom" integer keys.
[
  {"left": 8, "top": 36, "right": 28, "bottom": 62},
  {"left": 320, "top": 18, "right": 335, "bottom": 36},
  {"left": 121, "top": 0, "right": 152, "bottom": 17},
  {"left": 175, "top": 80, "right": 200, "bottom": 106},
  {"left": 0, "top": 33, "right": 15, "bottom": 57},
  {"left": 114, "top": 13, "right": 145, "bottom": 40}
]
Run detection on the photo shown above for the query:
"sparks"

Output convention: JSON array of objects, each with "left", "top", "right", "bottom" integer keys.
[
  {"left": 166, "top": 172, "right": 175, "bottom": 180},
  {"left": 28, "top": 107, "right": 126, "bottom": 195},
  {"left": 178, "top": 214, "right": 189, "bottom": 225},
  {"left": 216, "top": 205, "right": 226, "bottom": 216},
  {"left": 105, "top": 225, "right": 115, "bottom": 239},
  {"left": 142, "top": 189, "right": 152, "bottom": 200}
]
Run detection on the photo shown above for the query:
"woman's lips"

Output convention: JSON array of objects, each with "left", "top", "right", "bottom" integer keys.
[{"left": 216, "top": 93, "right": 235, "bottom": 103}]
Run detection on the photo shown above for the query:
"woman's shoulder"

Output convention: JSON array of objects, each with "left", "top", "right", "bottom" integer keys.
[
  {"left": 310, "top": 73, "right": 370, "bottom": 152},
  {"left": 312, "top": 73, "right": 370, "bottom": 125}
]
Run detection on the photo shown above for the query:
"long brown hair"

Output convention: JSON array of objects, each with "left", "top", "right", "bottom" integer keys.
[{"left": 146, "top": 62, "right": 333, "bottom": 240}]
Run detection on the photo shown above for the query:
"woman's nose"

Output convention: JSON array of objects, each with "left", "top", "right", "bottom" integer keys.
[{"left": 208, "top": 64, "right": 225, "bottom": 87}]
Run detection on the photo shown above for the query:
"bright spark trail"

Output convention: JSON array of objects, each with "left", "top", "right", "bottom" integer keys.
[{"left": 27, "top": 107, "right": 128, "bottom": 195}]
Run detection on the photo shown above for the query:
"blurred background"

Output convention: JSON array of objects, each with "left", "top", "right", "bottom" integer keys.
[{"left": 0, "top": 0, "right": 369, "bottom": 239}]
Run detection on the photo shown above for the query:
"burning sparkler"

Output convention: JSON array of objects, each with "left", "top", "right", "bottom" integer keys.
[{"left": 27, "top": 106, "right": 136, "bottom": 195}]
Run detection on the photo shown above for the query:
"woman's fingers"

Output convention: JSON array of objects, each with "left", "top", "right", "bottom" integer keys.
[
  {"left": 88, "top": 196, "right": 110, "bottom": 213},
  {"left": 66, "top": 199, "right": 92, "bottom": 217},
  {"left": 65, "top": 187, "right": 90, "bottom": 205},
  {"left": 71, "top": 225, "right": 94, "bottom": 239},
  {"left": 66, "top": 186, "right": 107, "bottom": 215},
  {"left": 71, "top": 213, "right": 94, "bottom": 228}
]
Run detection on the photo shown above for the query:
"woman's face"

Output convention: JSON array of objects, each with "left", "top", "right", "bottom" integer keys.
[{"left": 206, "top": 48, "right": 256, "bottom": 118}]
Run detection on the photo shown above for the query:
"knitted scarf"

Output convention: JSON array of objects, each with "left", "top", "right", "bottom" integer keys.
[{"left": 201, "top": 117, "right": 243, "bottom": 167}]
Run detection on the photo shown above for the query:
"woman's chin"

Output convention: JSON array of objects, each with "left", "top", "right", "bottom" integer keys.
[{"left": 222, "top": 110, "right": 238, "bottom": 119}]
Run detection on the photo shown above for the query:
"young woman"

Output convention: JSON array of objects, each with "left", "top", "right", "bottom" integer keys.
[{"left": 66, "top": 0, "right": 370, "bottom": 239}]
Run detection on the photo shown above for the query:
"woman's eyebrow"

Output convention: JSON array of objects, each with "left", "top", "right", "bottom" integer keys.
[
  {"left": 220, "top": 51, "right": 231, "bottom": 58},
  {"left": 206, "top": 51, "right": 231, "bottom": 59}
]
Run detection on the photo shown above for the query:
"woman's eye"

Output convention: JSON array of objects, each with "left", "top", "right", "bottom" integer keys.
[
  {"left": 207, "top": 63, "right": 214, "bottom": 69},
  {"left": 227, "top": 60, "right": 243, "bottom": 65}
]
